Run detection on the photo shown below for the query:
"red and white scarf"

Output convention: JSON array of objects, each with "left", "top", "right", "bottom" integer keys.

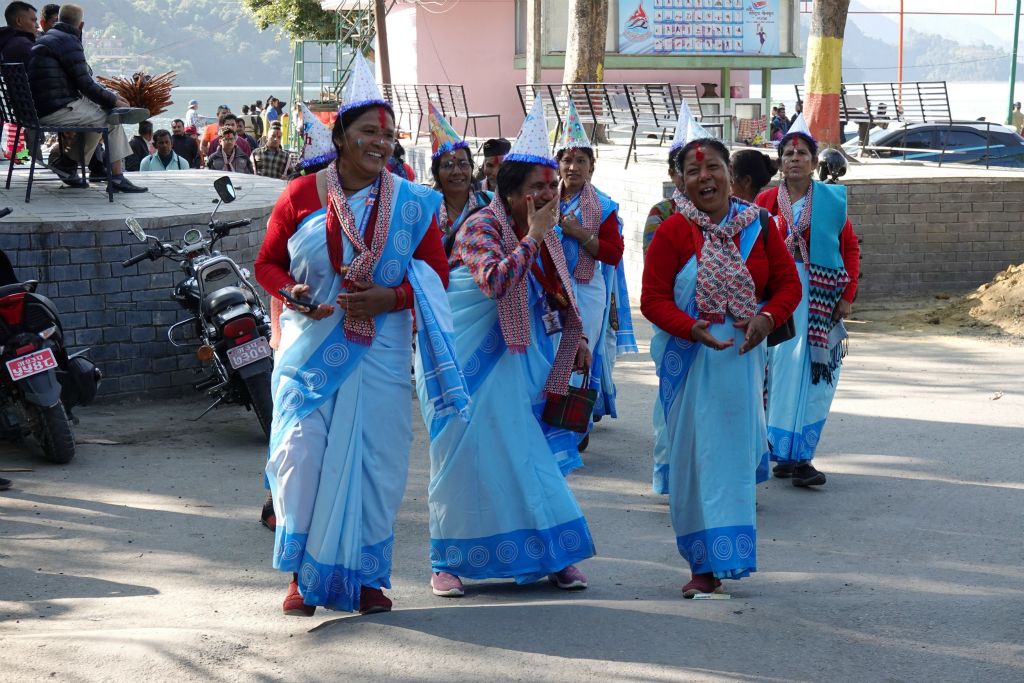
[
  {"left": 678, "top": 199, "right": 761, "bottom": 324},
  {"left": 567, "top": 182, "right": 603, "bottom": 284},
  {"left": 490, "top": 197, "right": 583, "bottom": 397},
  {"left": 325, "top": 164, "right": 395, "bottom": 345},
  {"left": 777, "top": 181, "right": 812, "bottom": 265}
]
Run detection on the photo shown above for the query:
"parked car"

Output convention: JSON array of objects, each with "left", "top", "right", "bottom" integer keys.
[{"left": 842, "top": 121, "right": 1024, "bottom": 167}]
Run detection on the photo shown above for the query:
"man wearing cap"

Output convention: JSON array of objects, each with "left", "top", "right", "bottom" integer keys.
[
  {"left": 477, "top": 137, "right": 510, "bottom": 192},
  {"left": 170, "top": 118, "right": 200, "bottom": 168},
  {"left": 184, "top": 99, "right": 205, "bottom": 131}
]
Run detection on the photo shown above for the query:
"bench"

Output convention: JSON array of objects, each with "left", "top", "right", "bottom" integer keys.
[
  {"left": 422, "top": 84, "right": 501, "bottom": 139},
  {"left": 383, "top": 83, "right": 425, "bottom": 144},
  {"left": 793, "top": 80, "right": 952, "bottom": 127},
  {"left": 0, "top": 62, "right": 113, "bottom": 202}
]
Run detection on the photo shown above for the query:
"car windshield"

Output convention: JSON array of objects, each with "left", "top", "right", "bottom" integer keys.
[{"left": 843, "top": 125, "right": 903, "bottom": 151}]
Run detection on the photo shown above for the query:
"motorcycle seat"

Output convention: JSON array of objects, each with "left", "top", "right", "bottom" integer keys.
[{"left": 201, "top": 286, "right": 254, "bottom": 316}]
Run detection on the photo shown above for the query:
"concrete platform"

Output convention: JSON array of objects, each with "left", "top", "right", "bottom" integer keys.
[{"left": 0, "top": 170, "right": 285, "bottom": 397}]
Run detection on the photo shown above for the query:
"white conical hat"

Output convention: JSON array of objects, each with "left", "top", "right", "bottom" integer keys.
[
  {"left": 556, "top": 99, "right": 592, "bottom": 152},
  {"left": 296, "top": 102, "right": 336, "bottom": 169},
  {"left": 506, "top": 95, "right": 557, "bottom": 168},
  {"left": 685, "top": 117, "right": 714, "bottom": 144},
  {"left": 670, "top": 100, "right": 698, "bottom": 150},
  {"left": 786, "top": 113, "right": 813, "bottom": 138},
  {"left": 340, "top": 52, "right": 391, "bottom": 115}
]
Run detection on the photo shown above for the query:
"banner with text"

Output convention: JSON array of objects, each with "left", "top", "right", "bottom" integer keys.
[{"left": 619, "top": 0, "right": 780, "bottom": 56}]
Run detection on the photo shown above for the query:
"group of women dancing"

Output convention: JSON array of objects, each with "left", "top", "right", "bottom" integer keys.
[{"left": 253, "top": 57, "right": 858, "bottom": 616}]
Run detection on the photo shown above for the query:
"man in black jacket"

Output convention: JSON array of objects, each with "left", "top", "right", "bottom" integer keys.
[
  {"left": 170, "top": 118, "right": 199, "bottom": 168},
  {"left": 26, "top": 3, "right": 147, "bottom": 192},
  {"left": 0, "top": 1, "right": 37, "bottom": 63}
]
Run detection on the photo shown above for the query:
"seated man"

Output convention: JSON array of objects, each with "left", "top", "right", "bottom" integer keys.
[
  {"left": 140, "top": 129, "right": 188, "bottom": 171},
  {"left": 27, "top": 3, "right": 147, "bottom": 192},
  {"left": 0, "top": 1, "right": 37, "bottom": 63},
  {"left": 125, "top": 120, "right": 153, "bottom": 172},
  {"left": 206, "top": 127, "right": 252, "bottom": 174},
  {"left": 251, "top": 123, "right": 294, "bottom": 179},
  {"left": 170, "top": 118, "right": 200, "bottom": 168}
]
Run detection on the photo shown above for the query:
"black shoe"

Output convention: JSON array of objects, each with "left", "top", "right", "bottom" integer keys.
[
  {"left": 772, "top": 462, "right": 795, "bottom": 478},
  {"left": 260, "top": 492, "right": 276, "bottom": 531},
  {"left": 109, "top": 176, "right": 148, "bottom": 193},
  {"left": 60, "top": 172, "right": 89, "bottom": 189},
  {"left": 0, "top": 477, "right": 11, "bottom": 491},
  {"left": 578, "top": 434, "right": 590, "bottom": 452},
  {"left": 792, "top": 463, "right": 827, "bottom": 487}
]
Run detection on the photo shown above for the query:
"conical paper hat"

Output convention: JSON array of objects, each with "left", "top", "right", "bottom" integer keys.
[
  {"left": 340, "top": 52, "right": 391, "bottom": 115},
  {"left": 557, "top": 99, "right": 592, "bottom": 152},
  {"left": 296, "top": 102, "right": 336, "bottom": 170},
  {"left": 686, "top": 117, "right": 714, "bottom": 144},
  {"left": 786, "top": 113, "right": 812, "bottom": 138},
  {"left": 506, "top": 95, "right": 557, "bottom": 168},
  {"left": 670, "top": 100, "right": 698, "bottom": 151},
  {"left": 428, "top": 102, "right": 468, "bottom": 159}
]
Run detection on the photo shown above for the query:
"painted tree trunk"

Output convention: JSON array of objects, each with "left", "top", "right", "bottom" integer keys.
[
  {"left": 564, "top": 0, "right": 609, "bottom": 141},
  {"left": 804, "top": 0, "right": 850, "bottom": 145}
]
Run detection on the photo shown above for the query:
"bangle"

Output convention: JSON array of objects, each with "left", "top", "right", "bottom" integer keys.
[
  {"left": 759, "top": 311, "right": 775, "bottom": 327},
  {"left": 391, "top": 286, "right": 407, "bottom": 310}
]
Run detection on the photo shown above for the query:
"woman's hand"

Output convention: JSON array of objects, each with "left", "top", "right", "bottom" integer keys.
[
  {"left": 336, "top": 281, "right": 397, "bottom": 321},
  {"left": 560, "top": 213, "right": 585, "bottom": 240},
  {"left": 573, "top": 338, "right": 593, "bottom": 372},
  {"left": 734, "top": 313, "right": 774, "bottom": 355},
  {"left": 691, "top": 319, "right": 734, "bottom": 351},
  {"left": 525, "top": 194, "right": 560, "bottom": 243},
  {"left": 286, "top": 283, "right": 334, "bottom": 320},
  {"left": 832, "top": 299, "right": 852, "bottom": 321}
]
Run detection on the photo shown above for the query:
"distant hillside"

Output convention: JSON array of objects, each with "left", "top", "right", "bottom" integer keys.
[
  {"left": 80, "top": 0, "right": 293, "bottom": 85},
  {"left": 772, "top": 18, "right": 1022, "bottom": 84}
]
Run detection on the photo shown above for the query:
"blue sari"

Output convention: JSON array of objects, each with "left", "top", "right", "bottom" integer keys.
[
  {"left": 560, "top": 185, "right": 637, "bottom": 443},
  {"left": 416, "top": 250, "right": 595, "bottom": 583},
  {"left": 767, "top": 183, "right": 848, "bottom": 464},
  {"left": 652, "top": 206, "right": 768, "bottom": 580},
  {"left": 267, "top": 177, "right": 467, "bottom": 612}
]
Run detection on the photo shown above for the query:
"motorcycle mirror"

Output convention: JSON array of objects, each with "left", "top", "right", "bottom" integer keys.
[
  {"left": 213, "top": 176, "right": 236, "bottom": 204},
  {"left": 125, "top": 217, "right": 146, "bottom": 242}
]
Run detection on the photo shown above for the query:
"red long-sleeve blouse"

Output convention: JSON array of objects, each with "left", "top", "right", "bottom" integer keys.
[
  {"left": 591, "top": 212, "right": 625, "bottom": 266},
  {"left": 641, "top": 213, "right": 802, "bottom": 341},
  {"left": 755, "top": 185, "right": 860, "bottom": 302},
  {"left": 255, "top": 174, "right": 449, "bottom": 309}
]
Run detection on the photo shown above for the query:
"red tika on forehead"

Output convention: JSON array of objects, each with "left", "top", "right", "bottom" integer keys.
[
  {"left": 694, "top": 144, "right": 705, "bottom": 162},
  {"left": 541, "top": 166, "right": 555, "bottom": 182},
  {"left": 377, "top": 107, "right": 388, "bottom": 128}
]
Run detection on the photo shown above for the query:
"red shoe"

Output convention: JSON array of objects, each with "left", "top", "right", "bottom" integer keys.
[
  {"left": 283, "top": 579, "right": 316, "bottom": 616},
  {"left": 681, "top": 573, "right": 722, "bottom": 598},
  {"left": 359, "top": 586, "right": 392, "bottom": 615},
  {"left": 260, "top": 493, "right": 276, "bottom": 531}
]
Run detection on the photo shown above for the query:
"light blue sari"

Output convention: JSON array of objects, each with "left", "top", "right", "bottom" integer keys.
[
  {"left": 651, "top": 208, "right": 768, "bottom": 579},
  {"left": 560, "top": 186, "right": 637, "bottom": 443},
  {"left": 766, "top": 187, "right": 848, "bottom": 464},
  {"left": 267, "top": 178, "right": 466, "bottom": 612},
  {"left": 416, "top": 261, "right": 595, "bottom": 583}
]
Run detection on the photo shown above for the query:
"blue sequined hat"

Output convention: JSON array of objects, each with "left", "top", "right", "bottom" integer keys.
[
  {"left": 505, "top": 95, "right": 558, "bottom": 169},
  {"left": 296, "top": 102, "right": 337, "bottom": 170}
]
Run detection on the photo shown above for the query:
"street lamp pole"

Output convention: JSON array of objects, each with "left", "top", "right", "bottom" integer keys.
[{"left": 1009, "top": 0, "right": 1022, "bottom": 123}]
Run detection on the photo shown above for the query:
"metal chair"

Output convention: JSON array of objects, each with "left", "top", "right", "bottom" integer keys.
[{"left": 0, "top": 62, "right": 113, "bottom": 202}]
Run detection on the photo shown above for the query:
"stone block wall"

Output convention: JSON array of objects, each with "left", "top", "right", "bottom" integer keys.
[{"left": 0, "top": 214, "right": 268, "bottom": 398}]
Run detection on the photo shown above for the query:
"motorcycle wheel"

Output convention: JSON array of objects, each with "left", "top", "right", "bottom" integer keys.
[
  {"left": 35, "top": 403, "right": 75, "bottom": 464},
  {"left": 243, "top": 372, "right": 273, "bottom": 441}
]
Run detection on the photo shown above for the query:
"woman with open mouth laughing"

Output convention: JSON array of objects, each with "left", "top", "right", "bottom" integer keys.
[
  {"left": 641, "top": 137, "right": 801, "bottom": 598},
  {"left": 255, "top": 55, "right": 466, "bottom": 618}
]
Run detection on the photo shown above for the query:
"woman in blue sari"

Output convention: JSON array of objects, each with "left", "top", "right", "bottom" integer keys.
[
  {"left": 416, "top": 98, "right": 596, "bottom": 598},
  {"left": 255, "top": 58, "right": 466, "bottom": 617},
  {"left": 642, "top": 138, "right": 800, "bottom": 597},
  {"left": 556, "top": 102, "right": 636, "bottom": 454}
]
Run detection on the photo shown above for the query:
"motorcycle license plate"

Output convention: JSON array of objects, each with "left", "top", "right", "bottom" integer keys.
[
  {"left": 226, "top": 337, "right": 271, "bottom": 370},
  {"left": 6, "top": 347, "right": 57, "bottom": 381}
]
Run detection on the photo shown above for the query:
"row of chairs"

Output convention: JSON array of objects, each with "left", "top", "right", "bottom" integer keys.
[
  {"left": 0, "top": 62, "right": 114, "bottom": 203},
  {"left": 382, "top": 83, "right": 500, "bottom": 145}
]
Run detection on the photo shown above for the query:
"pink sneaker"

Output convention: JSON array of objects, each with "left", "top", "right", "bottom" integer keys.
[
  {"left": 431, "top": 571, "right": 465, "bottom": 597},
  {"left": 681, "top": 573, "right": 723, "bottom": 598},
  {"left": 548, "top": 564, "right": 588, "bottom": 590}
]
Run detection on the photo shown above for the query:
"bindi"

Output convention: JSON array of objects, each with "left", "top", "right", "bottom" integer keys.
[
  {"left": 694, "top": 144, "right": 705, "bottom": 162},
  {"left": 540, "top": 167, "right": 555, "bottom": 183},
  {"left": 377, "top": 107, "right": 388, "bottom": 129}
]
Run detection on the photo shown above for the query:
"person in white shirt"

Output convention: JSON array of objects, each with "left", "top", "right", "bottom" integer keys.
[{"left": 140, "top": 129, "right": 189, "bottom": 171}]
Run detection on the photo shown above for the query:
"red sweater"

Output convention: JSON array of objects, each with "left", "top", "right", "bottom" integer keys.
[
  {"left": 593, "top": 212, "right": 625, "bottom": 266},
  {"left": 641, "top": 213, "right": 802, "bottom": 341},
  {"left": 755, "top": 186, "right": 860, "bottom": 302},
  {"left": 255, "top": 174, "right": 449, "bottom": 309}
]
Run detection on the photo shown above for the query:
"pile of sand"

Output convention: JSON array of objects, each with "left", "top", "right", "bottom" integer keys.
[{"left": 904, "top": 263, "right": 1024, "bottom": 336}]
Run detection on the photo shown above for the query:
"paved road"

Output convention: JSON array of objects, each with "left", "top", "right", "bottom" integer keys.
[{"left": 2, "top": 324, "right": 1022, "bottom": 682}]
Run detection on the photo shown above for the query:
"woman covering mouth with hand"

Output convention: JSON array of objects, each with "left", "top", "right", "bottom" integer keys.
[{"left": 641, "top": 137, "right": 801, "bottom": 598}]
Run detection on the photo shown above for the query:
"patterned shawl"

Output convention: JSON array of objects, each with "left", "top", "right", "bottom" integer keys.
[{"left": 565, "top": 182, "right": 603, "bottom": 284}]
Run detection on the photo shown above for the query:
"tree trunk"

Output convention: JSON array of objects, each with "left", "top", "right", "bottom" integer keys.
[
  {"left": 526, "top": 0, "right": 542, "bottom": 85},
  {"left": 804, "top": 0, "right": 850, "bottom": 146},
  {"left": 564, "top": 0, "right": 610, "bottom": 140}
]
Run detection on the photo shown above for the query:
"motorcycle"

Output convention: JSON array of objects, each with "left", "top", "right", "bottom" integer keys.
[
  {"left": 121, "top": 176, "right": 274, "bottom": 438},
  {"left": 0, "top": 207, "right": 103, "bottom": 464}
]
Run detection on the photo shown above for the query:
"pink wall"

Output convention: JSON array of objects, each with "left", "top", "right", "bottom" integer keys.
[{"left": 385, "top": 1, "right": 750, "bottom": 137}]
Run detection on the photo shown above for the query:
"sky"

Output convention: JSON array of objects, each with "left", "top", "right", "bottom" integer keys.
[{"left": 839, "top": 0, "right": 1022, "bottom": 49}]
